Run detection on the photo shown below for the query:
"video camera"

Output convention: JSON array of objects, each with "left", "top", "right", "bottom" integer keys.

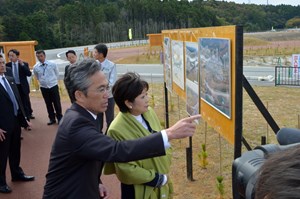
[{"left": 232, "top": 128, "right": 300, "bottom": 199}]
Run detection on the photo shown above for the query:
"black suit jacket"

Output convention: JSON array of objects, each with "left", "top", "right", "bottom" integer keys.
[
  {"left": 0, "top": 75, "right": 28, "bottom": 132},
  {"left": 64, "top": 64, "right": 70, "bottom": 79},
  {"left": 5, "top": 62, "right": 31, "bottom": 94},
  {"left": 43, "top": 103, "right": 165, "bottom": 199}
]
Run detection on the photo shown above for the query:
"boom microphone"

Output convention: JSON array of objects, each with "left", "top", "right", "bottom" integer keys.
[{"left": 276, "top": 127, "right": 300, "bottom": 145}]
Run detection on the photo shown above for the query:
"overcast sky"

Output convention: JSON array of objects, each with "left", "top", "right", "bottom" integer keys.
[{"left": 224, "top": 0, "right": 299, "bottom": 6}]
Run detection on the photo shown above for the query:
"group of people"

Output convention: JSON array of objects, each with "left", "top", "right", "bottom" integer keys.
[
  {"left": 0, "top": 48, "right": 66, "bottom": 193},
  {"left": 51, "top": 44, "right": 176, "bottom": 198},
  {"left": 0, "top": 43, "right": 199, "bottom": 198},
  {"left": 44, "top": 57, "right": 199, "bottom": 199},
  {"left": 1, "top": 42, "right": 298, "bottom": 198},
  {"left": 48, "top": 44, "right": 199, "bottom": 199},
  {"left": 54, "top": 44, "right": 300, "bottom": 199},
  {"left": 0, "top": 52, "right": 34, "bottom": 194}
]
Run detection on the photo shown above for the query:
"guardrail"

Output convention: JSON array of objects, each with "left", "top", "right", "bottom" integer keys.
[
  {"left": 77, "top": 39, "right": 149, "bottom": 60},
  {"left": 106, "top": 40, "right": 148, "bottom": 48},
  {"left": 275, "top": 66, "right": 300, "bottom": 86}
]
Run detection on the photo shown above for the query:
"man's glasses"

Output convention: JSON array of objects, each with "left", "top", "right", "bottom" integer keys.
[{"left": 89, "top": 85, "right": 111, "bottom": 94}]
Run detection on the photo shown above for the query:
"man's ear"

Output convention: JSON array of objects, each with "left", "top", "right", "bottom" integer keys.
[{"left": 75, "top": 90, "right": 85, "bottom": 103}]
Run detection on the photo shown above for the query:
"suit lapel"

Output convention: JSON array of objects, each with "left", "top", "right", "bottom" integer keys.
[
  {"left": 7, "top": 62, "right": 12, "bottom": 68},
  {"left": 72, "top": 103, "right": 95, "bottom": 121},
  {"left": 7, "top": 77, "right": 21, "bottom": 105},
  {"left": 72, "top": 103, "right": 103, "bottom": 128},
  {"left": 0, "top": 80, "right": 12, "bottom": 101},
  {"left": 5, "top": 62, "right": 13, "bottom": 77}
]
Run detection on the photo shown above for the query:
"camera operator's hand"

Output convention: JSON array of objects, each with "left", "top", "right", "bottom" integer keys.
[
  {"left": 0, "top": 128, "right": 7, "bottom": 142},
  {"left": 165, "top": 114, "right": 201, "bottom": 140}
]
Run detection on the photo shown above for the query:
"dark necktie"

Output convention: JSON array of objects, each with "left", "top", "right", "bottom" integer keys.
[{"left": 2, "top": 77, "right": 19, "bottom": 116}]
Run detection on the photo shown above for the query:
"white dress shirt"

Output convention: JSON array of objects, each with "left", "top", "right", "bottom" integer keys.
[
  {"left": 33, "top": 60, "right": 59, "bottom": 88},
  {"left": 86, "top": 109, "right": 171, "bottom": 149}
]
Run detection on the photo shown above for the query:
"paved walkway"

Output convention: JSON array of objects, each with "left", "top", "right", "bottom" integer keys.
[{"left": 2, "top": 96, "right": 121, "bottom": 199}]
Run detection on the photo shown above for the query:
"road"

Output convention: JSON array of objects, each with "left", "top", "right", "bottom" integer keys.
[
  {"left": 243, "top": 66, "right": 275, "bottom": 86},
  {"left": 44, "top": 46, "right": 276, "bottom": 86},
  {"left": 117, "top": 65, "right": 276, "bottom": 86}
]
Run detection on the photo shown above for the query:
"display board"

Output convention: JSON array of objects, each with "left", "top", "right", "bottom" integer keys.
[
  {"left": 162, "top": 26, "right": 242, "bottom": 145},
  {"left": 199, "top": 38, "right": 231, "bottom": 119},
  {"left": 185, "top": 42, "right": 199, "bottom": 117},
  {"left": 147, "top": 33, "right": 163, "bottom": 47},
  {"left": 172, "top": 40, "right": 185, "bottom": 90},
  {"left": 0, "top": 41, "right": 38, "bottom": 69},
  {"left": 163, "top": 37, "right": 172, "bottom": 92}
]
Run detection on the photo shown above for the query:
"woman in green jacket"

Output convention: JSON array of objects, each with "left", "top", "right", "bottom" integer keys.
[{"left": 104, "top": 72, "right": 173, "bottom": 199}]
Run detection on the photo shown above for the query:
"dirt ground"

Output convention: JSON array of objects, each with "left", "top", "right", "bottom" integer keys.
[{"left": 2, "top": 97, "right": 121, "bottom": 199}]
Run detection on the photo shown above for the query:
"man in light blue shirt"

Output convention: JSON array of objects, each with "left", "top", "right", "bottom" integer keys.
[
  {"left": 93, "top": 44, "right": 117, "bottom": 130},
  {"left": 33, "top": 50, "right": 63, "bottom": 125}
]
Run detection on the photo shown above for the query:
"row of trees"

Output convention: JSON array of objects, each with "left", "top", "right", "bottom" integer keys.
[{"left": 0, "top": 0, "right": 299, "bottom": 49}]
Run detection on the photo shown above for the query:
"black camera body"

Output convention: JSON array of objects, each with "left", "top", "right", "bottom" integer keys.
[
  {"left": 232, "top": 142, "right": 300, "bottom": 199},
  {"left": 232, "top": 127, "right": 300, "bottom": 199}
]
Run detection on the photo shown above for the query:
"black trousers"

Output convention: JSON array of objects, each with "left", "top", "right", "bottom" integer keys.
[
  {"left": 40, "top": 85, "right": 63, "bottom": 121},
  {"left": 105, "top": 97, "right": 115, "bottom": 129},
  {"left": 0, "top": 116, "right": 24, "bottom": 186},
  {"left": 121, "top": 183, "right": 135, "bottom": 199},
  {"left": 16, "top": 84, "right": 33, "bottom": 119}
]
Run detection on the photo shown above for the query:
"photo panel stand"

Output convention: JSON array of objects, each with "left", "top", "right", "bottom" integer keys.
[
  {"left": 161, "top": 25, "right": 281, "bottom": 199},
  {"left": 162, "top": 26, "right": 244, "bottom": 183}
]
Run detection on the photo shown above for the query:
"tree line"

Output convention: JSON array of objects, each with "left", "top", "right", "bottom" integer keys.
[{"left": 0, "top": 0, "right": 299, "bottom": 49}]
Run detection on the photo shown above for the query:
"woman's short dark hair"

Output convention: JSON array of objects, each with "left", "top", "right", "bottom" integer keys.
[{"left": 112, "top": 72, "right": 149, "bottom": 113}]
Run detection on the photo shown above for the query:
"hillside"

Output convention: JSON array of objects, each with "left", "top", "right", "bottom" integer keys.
[{"left": 0, "top": 0, "right": 299, "bottom": 49}]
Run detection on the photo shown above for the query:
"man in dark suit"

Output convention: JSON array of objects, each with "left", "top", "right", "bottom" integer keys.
[
  {"left": 43, "top": 59, "right": 200, "bottom": 199},
  {"left": 6, "top": 49, "right": 34, "bottom": 121},
  {"left": 0, "top": 55, "right": 34, "bottom": 194},
  {"left": 64, "top": 49, "right": 77, "bottom": 79}
]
